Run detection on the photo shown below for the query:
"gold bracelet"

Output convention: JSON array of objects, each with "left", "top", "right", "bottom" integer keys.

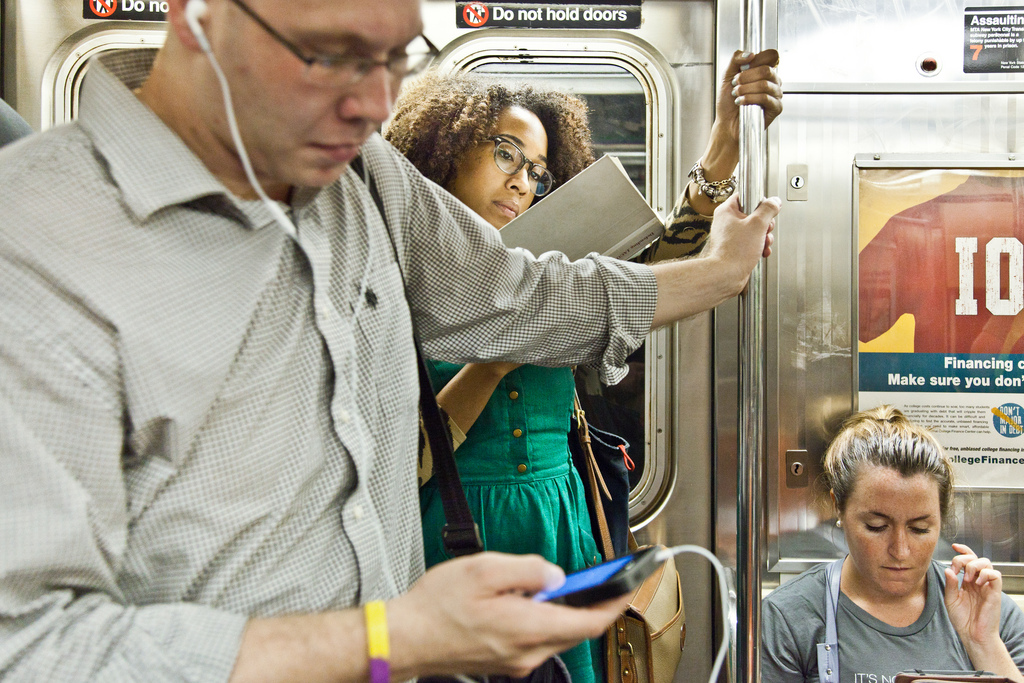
[{"left": 687, "top": 161, "right": 737, "bottom": 203}]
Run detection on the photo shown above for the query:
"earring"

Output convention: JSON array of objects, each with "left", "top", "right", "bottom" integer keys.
[{"left": 835, "top": 519, "right": 842, "bottom": 528}]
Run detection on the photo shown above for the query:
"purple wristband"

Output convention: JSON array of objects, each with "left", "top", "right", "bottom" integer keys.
[{"left": 369, "top": 657, "right": 390, "bottom": 683}]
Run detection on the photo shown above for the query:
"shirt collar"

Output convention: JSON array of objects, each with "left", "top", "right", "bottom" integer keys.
[{"left": 77, "top": 50, "right": 289, "bottom": 230}]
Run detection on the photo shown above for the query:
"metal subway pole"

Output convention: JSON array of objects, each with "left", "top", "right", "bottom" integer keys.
[{"left": 735, "top": 0, "right": 766, "bottom": 682}]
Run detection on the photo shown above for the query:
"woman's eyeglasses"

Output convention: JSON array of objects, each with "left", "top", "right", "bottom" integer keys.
[
  {"left": 488, "top": 136, "right": 556, "bottom": 197},
  {"left": 226, "top": 0, "right": 439, "bottom": 88}
]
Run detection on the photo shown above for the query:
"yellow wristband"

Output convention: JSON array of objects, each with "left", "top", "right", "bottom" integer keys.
[{"left": 365, "top": 601, "right": 390, "bottom": 683}]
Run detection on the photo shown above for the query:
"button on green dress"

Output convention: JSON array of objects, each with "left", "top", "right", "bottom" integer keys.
[{"left": 420, "top": 362, "right": 601, "bottom": 683}]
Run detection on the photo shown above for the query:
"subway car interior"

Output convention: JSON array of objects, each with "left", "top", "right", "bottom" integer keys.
[{"left": 2, "top": 0, "right": 1023, "bottom": 681}]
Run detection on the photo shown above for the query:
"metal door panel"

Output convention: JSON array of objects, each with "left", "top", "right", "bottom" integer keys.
[
  {"left": 716, "top": 0, "right": 1024, "bottom": 596},
  {"left": 778, "top": 0, "right": 1023, "bottom": 91},
  {"left": 418, "top": 3, "right": 723, "bottom": 679},
  {"left": 3, "top": 0, "right": 165, "bottom": 129},
  {"left": 722, "top": 88, "right": 1024, "bottom": 579}
]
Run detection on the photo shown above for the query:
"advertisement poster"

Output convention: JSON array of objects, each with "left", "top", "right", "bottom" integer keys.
[{"left": 857, "top": 167, "right": 1024, "bottom": 487}]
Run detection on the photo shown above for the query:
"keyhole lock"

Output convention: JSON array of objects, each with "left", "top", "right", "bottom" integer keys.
[
  {"left": 785, "top": 450, "right": 809, "bottom": 488},
  {"left": 786, "top": 164, "right": 808, "bottom": 201}
]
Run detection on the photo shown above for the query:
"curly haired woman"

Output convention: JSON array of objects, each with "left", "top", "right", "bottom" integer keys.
[{"left": 385, "top": 55, "right": 781, "bottom": 683}]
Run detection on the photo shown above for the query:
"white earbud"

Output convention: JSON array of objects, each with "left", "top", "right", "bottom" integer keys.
[
  {"left": 181, "top": 0, "right": 298, "bottom": 241},
  {"left": 185, "top": 0, "right": 211, "bottom": 52}
]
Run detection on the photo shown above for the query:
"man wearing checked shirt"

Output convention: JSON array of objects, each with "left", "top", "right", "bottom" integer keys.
[{"left": 0, "top": 0, "right": 779, "bottom": 681}]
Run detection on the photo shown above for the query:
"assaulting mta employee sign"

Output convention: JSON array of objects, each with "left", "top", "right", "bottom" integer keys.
[
  {"left": 857, "top": 166, "right": 1024, "bottom": 488},
  {"left": 964, "top": 6, "right": 1024, "bottom": 74},
  {"left": 455, "top": 2, "right": 641, "bottom": 29}
]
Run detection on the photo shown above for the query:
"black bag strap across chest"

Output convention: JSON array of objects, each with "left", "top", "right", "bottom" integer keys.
[{"left": 351, "top": 156, "right": 482, "bottom": 557}]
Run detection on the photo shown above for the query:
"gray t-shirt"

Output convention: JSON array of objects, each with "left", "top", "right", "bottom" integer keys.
[{"left": 762, "top": 560, "right": 1024, "bottom": 683}]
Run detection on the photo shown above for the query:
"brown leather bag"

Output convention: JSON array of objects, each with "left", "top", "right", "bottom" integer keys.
[
  {"left": 573, "top": 396, "right": 685, "bottom": 683},
  {"left": 893, "top": 672, "right": 1015, "bottom": 683}
]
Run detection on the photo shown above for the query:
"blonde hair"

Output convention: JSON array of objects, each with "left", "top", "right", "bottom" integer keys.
[{"left": 824, "top": 405, "right": 955, "bottom": 525}]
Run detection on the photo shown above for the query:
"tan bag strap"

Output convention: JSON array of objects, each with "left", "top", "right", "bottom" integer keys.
[
  {"left": 574, "top": 393, "right": 613, "bottom": 501},
  {"left": 574, "top": 392, "right": 615, "bottom": 560},
  {"left": 613, "top": 614, "right": 637, "bottom": 683}
]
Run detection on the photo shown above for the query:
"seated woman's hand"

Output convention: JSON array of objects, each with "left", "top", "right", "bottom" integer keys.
[{"left": 943, "top": 542, "right": 1004, "bottom": 648}]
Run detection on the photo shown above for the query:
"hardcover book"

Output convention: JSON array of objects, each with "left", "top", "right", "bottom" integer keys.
[{"left": 498, "top": 155, "right": 663, "bottom": 261}]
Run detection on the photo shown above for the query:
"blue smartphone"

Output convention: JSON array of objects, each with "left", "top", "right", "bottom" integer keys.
[{"left": 533, "top": 546, "right": 663, "bottom": 607}]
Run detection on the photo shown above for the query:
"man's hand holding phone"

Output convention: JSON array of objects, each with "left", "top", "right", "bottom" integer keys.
[
  {"left": 387, "top": 552, "right": 632, "bottom": 680},
  {"left": 533, "top": 546, "right": 664, "bottom": 607}
]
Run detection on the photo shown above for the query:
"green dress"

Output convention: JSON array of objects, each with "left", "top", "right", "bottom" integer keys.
[{"left": 420, "top": 362, "right": 601, "bottom": 683}]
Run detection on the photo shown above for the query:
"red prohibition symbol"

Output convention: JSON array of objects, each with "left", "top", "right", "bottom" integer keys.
[
  {"left": 90, "top": 0, "right": 118, "bottom": 17},
  {"left": 463, "top": 2, "right": 489, "bottom": 27}
]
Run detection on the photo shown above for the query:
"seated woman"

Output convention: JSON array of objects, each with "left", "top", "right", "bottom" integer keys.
[
  {"left": 762, "top": 406, "right": 1024, "bottom": 682},
  {"left": 385, "top": 57, "right": 780, "bottom": 683}
]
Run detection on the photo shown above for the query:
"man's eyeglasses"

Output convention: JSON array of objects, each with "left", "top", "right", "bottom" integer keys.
[
  {"left": 488, "top": 136, "right": 556, "bottom": 197},
  {"left": 225, "top": 0, "right": 439, "bottom": 87}
]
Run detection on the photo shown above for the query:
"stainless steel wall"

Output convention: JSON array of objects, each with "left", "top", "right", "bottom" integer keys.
[{"left": 716, "top": 0, "right": 1024, "bottom": 593}]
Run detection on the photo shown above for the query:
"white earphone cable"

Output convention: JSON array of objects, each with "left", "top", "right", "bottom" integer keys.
[
  {"left": 186, "top": 0, "right": 297, "bottom": 238},
  {"left": 201, "top": 46, "right": 298, "bottom": 239},
  {"left": 188, "top": 0, "right": 378, "bottom": 399},
  {"left": 655, "top": 545, "right": 731, "bottom": 683}
]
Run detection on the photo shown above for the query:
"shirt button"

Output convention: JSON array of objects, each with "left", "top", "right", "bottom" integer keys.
[
  {"left": 338, "top": 409, "right": 351, "bottom": 424},
  {"left": 509, "top": 390, "right": 519, "bottom": 400},
  {"left": 517, "top": 464, "right": 527, "bottom": 473},
  {"left": 513, "top": 428, "right": 523, "bottom": 437},
  {"left": 352, "top": 504, "right": 364, "bottom": 519},
  {"left": 317, "top": 302, "right": 329, "bottom": 318}
]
